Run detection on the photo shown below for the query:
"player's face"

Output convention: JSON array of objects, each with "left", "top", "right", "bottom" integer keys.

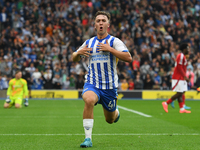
[
  {"left": 95, "top": 15, "right": 110, "bottom": 37},
  {"left": 15, "top": 72, "right": 22, "bottom": 79}
]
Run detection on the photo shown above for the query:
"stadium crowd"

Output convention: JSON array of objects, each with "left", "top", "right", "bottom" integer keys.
[{"left": 0, "top": 0, "right": 200, "bottom": 91}]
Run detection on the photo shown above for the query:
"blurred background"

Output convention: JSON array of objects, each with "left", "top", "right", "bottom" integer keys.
[{"left": 0, "top": 0, "right": 200, "bottom": 93}]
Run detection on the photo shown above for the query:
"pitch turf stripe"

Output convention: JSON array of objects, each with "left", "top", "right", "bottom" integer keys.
[
  {"left": 118, "top": 105, "right": 152, "bottom": 118},
  {"left": 0, "top": 133, "right": 199, "bottom": 136}
]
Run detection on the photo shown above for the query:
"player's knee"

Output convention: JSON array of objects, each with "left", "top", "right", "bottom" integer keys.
[
  {"left": 4, "top": 105, "right": 9, "bottom": 108},
  {"left": 4, "top": 102, "right": 10, "bottom": 108},
  {"left": 83, "top": 91, "right": 98, "bottom": 106},
  {"left": 15, "top": 104, "right": 21, "bottom": 108},
  {"left": 84, "top": 98, "right": 96, "bottom": 107},
  {"left": 83, "top": 95, "right": 97, "bottom": 107}
]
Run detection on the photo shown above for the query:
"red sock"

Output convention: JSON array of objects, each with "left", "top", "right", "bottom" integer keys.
[
  {"left": 166, "top": 98, "right": 173, "bottom": 104},
  {"left": 182, "top": 94, "right": 185, "bottom": 104},
  {"left": 179, "top": 102, "right": 184, "bottom": 108}
]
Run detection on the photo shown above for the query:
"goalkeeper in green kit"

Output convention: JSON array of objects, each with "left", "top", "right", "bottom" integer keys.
[{"left": 4, "top": 70, "right": 29, "bottom": 108}]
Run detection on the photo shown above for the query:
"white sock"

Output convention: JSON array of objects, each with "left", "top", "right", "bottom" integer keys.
[{"left": 83, "top": 119, "right": 94, "bottom": 140}]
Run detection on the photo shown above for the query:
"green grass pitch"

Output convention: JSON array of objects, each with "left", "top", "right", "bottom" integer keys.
[{"left": 0, "top": 99, "right": 200, "bottom": 150}]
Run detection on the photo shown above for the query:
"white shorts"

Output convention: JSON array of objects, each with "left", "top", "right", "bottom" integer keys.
[{"left": 172, "top": 79, "right": 188, "bottom": 92}]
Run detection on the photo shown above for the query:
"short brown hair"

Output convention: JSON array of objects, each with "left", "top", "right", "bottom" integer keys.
[
  {"left": 15, "top": 70, "right": 21, "bottom": 75},
  {"left": 94, "top": 11, "right": 111, "bottom": 22}
]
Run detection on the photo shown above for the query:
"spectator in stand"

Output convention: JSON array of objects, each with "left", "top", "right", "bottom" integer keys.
[
  {"left": 128, "top": 78, "right": 134, "bottom": 90},
  {"left": 132, "top": 56, "right": 140, "bottom": 76},
  {"left": 28, "top": 63, "right": 36, "bottom": 75},
  {"left": 32, "top": 77, "right": 43, "bottom": 89},
  {"left": 126, "top": 66, "right": 134, "bottom": 79},
  {"left": 0, "top": 0, "right": 200, "bottom": 92},
  {"left": 154, "top": 72, "right": 162, "bottom": 85},
  {"left": 62, "top": 76, "right": 70, "bottom": 89},
  {"left": 161, "top": 82, "right": 169, "bottom": 90},
  {"left": 32, "top": 68, "right": 42, "bottom": 81},
  {"left": 163, "top": 56, "right": 172, "bottom": 72},
  {"left": 0, "top": 57, "right": 7, "bottom": 73},
  {"left": 41, "top": 71, "right": 54, "bottom": 89},
  {"left": 118, "top": 70, "right": 127, "bottom": 81},
  {"left": 75, "top": 75, "right": 84, "bottom": 90},
  {"left": 0, "top": 74, "right": 8, "bottom": 90},
  {"left": 4, "top": 66, "right": 11, "bottom": 77},
  {"left": 53, "top": 67, "right": 62, "bottom": 78},
  {"left": 22, "top": 67, "right": 32, "bottom": 97},
  {"left": 37, "top": 61, "right": 45, "bottom": 72},
  {"left": 140, "top": 61, "right": 150, "bottom": 77},
  {"left": 194, "top": 66, "right": 200, "bottom": 86},
  {"left": 148, "top": 66, "right": 155, "bottom": 79},
  {"left": 186, "top": 66, "right": 195, "bottom": 90},
  {"left": 162, "top": 49, "right": 170, "bottom": 60},
  {"left": 196, "top": 58, "right": 200, "bottom": 70},
  {"left": 161, "top": 71, "right": 170, "bottom": 89},
  {"left": 23, "top": 50, "right": 30, "bottom": 61},
  {"left": 23, "top": 43, "right": 32, "bottom": 54},
  {"left": 69, "top": 74, "right": 76, "bottom": 89},
  {"left": 29, "top": 51, "right": 37, "bottom": 63},
  {"left": 52, "top": 74, "right": 62, "bottom": 89},
  {"left": 11, "top": 63, "right": 19, "bottom": 78},
  {"left": 158, "top": 68, "right": 165, "bottom": 77},
  {"left": 134, "top": 74, "right": 143, "bottom": 90},
  {"left": 153, "top": 80, "right": 161, "bottom": 90},
  {"left": 46, "top": 23, "right": 53, "bottom": 36},
  {"left": 143, "top": 73, "right": 154, "bottom": 90},
  {"left": 120, "top": 79, "right": 129, "bottom": 91}
]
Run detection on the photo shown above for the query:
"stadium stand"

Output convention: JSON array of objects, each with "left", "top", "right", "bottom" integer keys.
[{"left": 0, "top": 0, "right": 200, "bottom": 90}]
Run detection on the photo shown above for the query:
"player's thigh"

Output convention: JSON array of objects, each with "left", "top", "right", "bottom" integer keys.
[
  {"left": 102, "top": 107, "right": 116, "bottom": 120},
  {"left": 172, "top": 79, "right": 187, "bottom": 92},
  {"left": 15, "top": 97, "right": 23, "bottom": 107},
  {"left": 100, "top": 89, "right": 118, "bottom": 112},
  {"left": 82, "top": 83, "right": 99, "bottom": 105},
  {"left": 100, "top": 89, "right": 118, "bottom": 119}
]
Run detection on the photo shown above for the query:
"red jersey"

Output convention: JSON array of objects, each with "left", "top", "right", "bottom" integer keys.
[{"left": 172, "top": 53, "right": 187, "bottom": 80}]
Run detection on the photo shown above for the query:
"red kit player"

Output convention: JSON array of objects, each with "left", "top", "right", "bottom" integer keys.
[{"left": 162, "top": 43, "right": 191, "bottom": 113}]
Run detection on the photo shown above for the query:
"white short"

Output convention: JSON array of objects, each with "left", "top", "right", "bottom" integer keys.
[{"left": 172, "top": 79, "right": 188, "bottom": 92}]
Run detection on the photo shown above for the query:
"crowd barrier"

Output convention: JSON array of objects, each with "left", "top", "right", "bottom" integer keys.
[{"left": 0, "top": 90, "right": 199, "bottom": 100}]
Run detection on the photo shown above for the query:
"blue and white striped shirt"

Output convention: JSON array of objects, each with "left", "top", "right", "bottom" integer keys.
[{"left": 76, "top": 34, "right": 129, "bottom": 89}]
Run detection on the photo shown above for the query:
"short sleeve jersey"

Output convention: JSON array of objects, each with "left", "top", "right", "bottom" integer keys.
[
  {"left": 172, "top": 53, "right": 187, "bottom": 80},
  {"left": 76, "top": 34, "right": 128, "bottom": 89}
]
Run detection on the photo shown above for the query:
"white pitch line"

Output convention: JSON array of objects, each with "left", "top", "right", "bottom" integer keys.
[
  {"left": 0, "top": 133, "right": 199, "bottom": 136},
  {"left": 118, "top": 105, "right": 152, "bottom": 117}
]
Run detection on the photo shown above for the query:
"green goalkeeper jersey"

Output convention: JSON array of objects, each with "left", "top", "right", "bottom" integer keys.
[{"left": 7, "top": 78, "right": 28, "bottom": 98}]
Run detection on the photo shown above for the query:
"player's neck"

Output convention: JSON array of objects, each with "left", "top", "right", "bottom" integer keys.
[{"left": 97, "top": 32, "right": 108, "bottom": 40}]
